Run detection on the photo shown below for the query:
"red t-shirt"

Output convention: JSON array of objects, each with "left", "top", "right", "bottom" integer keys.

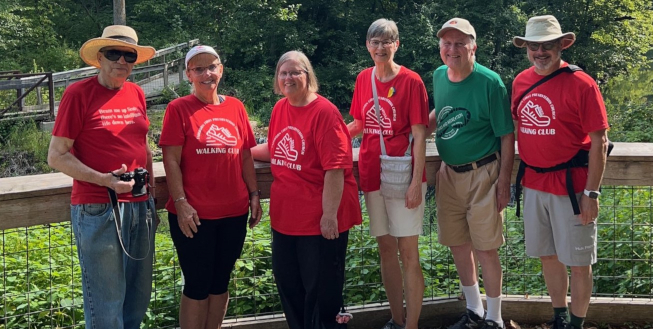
[
  {"left": 159, "top": 95, "right": 257, "bottom": 219},
  {"left": 511, "top": 62, "right": 609, "bottom": 195},
  {"left": 52, "top": 76, "right": 149, "bottom": 204},
  {"left": 349, "top": 66, "right": 429, "bottom": 192},
  {"left": 267, "top": 95, "right": 362, "bottom": 235}
]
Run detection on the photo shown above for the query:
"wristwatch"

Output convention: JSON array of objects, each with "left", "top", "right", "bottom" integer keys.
[
  {"left": 249, "top": 190, "right": 262, "bottom": 199},
  {"left": 583, "top": 189, "right": 601, "bottom": 199}
]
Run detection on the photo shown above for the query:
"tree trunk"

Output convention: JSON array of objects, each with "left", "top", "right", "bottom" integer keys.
[{"left": 113, "top": 0, "right": 126, "bottom": 25}]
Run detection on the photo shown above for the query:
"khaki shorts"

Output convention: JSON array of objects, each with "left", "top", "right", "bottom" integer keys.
[
  {"left": 435, "top": 160, "right": 504, "bottom": 250},
  {"left": 364, "top": 182, "right": 426, "bottom": 237},
  {"left": 523, "top": 187, "right": 597, "bottom": 266}
]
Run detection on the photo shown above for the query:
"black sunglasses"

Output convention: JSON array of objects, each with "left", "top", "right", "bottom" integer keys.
[{"left": 102, "top": 49, "right": 138, "bottom": 63}]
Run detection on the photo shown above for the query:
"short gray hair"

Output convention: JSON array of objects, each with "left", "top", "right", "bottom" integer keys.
[
  {"left": 273, "top": 50, "right": 319, "bottom": 95},
  {"left": 367, "top": 18, "right": 399, "bottom": 41}
]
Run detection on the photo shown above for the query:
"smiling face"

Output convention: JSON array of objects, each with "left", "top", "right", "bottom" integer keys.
[
  {"left": 526, "top": 39, "right": 563, "bottom": 75},
  {"left": 276, "top": 59, "right": 308, "bottom": 99},
  {"left": 366, "top": 36, "right": 399, "bottom": 65},
  {"left": 97, "top": 46, "right": 136, "bottom": 82},
  {"left": 186, "top": 53, "right": 223, "bottom": 94},
  {"left": 439, "top": 29, "right": 476, "bottom": 73}
]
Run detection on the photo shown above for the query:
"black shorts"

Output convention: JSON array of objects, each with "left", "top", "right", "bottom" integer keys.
[{"left": 168, "top": 212, "right": 248, "bottom": 300}]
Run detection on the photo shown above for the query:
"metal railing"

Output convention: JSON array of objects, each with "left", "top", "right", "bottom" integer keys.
[
  {"left": 1, "top": 145, "right": 652, "bottom": 328},
  {"left": 0, "top": 39, "right": 199, "bottom": 122}
]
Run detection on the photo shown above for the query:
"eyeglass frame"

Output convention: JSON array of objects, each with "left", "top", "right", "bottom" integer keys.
[
  {"left": 526, "top": 40, "right": 560, "bottom": 51},
  {"left": 187, "top": 63, "right": 222, "bottom": 75},
  {"left": 278, "top": 70, "right": 307, "bottom": 79},
  {"left": 367, "top": 39, "right": 396, "bottom": 48}
]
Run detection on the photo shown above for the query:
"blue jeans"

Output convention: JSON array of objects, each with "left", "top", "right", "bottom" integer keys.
[{"left": 71, "top": 197, "right": 156, "bottom": 329}]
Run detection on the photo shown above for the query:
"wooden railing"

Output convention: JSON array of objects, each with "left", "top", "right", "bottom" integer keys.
[{"left": 1, "top": 142, "right": 652, "bottom": 230}]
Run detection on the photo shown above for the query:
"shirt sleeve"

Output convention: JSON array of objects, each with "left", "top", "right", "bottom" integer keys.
[
  {"left": 489, "top": 78, "right": 514, "bottom": 137},
  {"left": 159, "top": 101, "right": 186, "bottom": 146},
  {"left": 349, "top": 73, "right": 364, "bottom": 121},
  {"left": 315, "top": 107, "right": 353, "bottom": 171},
  {"left": 240, "top": 105, "right": 257, "bottom": 149},
  {"left": 52, "top": 87, "right": 85, "bottom": 140},
  {"left": 409, "top": 76, "right": 430, "bottom": 127},
  {"left": 579, "top": 79, "right": 609, "bottom": 134}
]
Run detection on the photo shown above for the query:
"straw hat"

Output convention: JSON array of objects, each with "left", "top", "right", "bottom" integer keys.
[
  {"left": 79, "top": 25, "right": 156, "bottom": 68},
  {"left": 437, "top": 18, "right": 476, "bottom": 40},
  {"left": 513, "top": 15, "right": 576, "bottom": 48}
]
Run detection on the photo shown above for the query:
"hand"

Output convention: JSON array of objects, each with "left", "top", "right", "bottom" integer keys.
[
  {"left": 107, "top": 164, "right": 134, "bottom": 194},
  {"left": 495, "top": 177, "right": 510, "bottom": 212},
  {"left": 249, "top": 196, "right": 262, "bottom": 229},
  {"left": 578, "top": 194, "right": 599, "bottom": 225},
  {"left": 320, "top": 214, "right": 339, "bottom": 240},
  {"left": 176, "top": 200, "right": 201, "bottom": 238},
  {"left": 336, "top": 313, "right": 352, "bottom": 324},
  {"left": 405, "top": 181, "right": 422, "bottom": 209}
]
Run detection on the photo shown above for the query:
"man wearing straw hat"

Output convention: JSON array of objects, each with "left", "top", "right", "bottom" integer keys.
[
  {"left": 511, "top": 15, "right": 609, "bottom": 329},
  {"left": 47, "top": 25, "right": 157, "bottom": 329},
  {"left": 427, "top": 18, "right": 514, "bottom": 329}
]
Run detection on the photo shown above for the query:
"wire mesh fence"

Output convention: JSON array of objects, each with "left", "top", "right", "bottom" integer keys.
[{"left": 1, "top": 185, "right": 652, "bottom": 328}]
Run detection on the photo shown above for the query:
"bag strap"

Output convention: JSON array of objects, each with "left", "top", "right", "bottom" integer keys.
[
  {"left": 515, "top": 65, "right": 582, "bottom": 106},
  {"left": 371, "top": 67, "right": 413, "bottom": 157},
  {"left": 371, "top": 67, "right": 387, "bottom": 156}
]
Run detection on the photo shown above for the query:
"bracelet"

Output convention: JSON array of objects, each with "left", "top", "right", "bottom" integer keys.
[
  {"left": 174, "top": 196, "right": 187, "bottom": 203},
  {"left": 249, "top": 190, "right": 261, "bottom": 198}
]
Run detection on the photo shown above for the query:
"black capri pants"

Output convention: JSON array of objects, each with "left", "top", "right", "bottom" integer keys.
[{"left": 168, "top": 212, "right": 248, "bottom": 300}]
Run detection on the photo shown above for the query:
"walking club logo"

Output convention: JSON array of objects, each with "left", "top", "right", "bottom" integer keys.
[
  {"left": 195, "top": 118, "right": 241, "bottom": 155},
  {"left": 271, "top": 126, "right": 306, "bottom": 171},
  {"left": 436, "top": 106, "right": 470, "bottom": 140},
  {"left": 518, "top": 94, "right": 557, "bottom": 136},
  {"left": 362, "top": 96, "right": 396, "bottom": 135}
]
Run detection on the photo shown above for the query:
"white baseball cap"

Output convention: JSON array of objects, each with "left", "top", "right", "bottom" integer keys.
[
  {"left": 437, "top": 18, "right": 476, "bottom": 40},
  {"left": 185, "top": 45, "right": 221, "bottom": 68}
]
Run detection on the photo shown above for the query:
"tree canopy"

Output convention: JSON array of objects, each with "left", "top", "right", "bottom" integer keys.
[{"left": 1, "top": 0, "right": 652, "bottom": 128}]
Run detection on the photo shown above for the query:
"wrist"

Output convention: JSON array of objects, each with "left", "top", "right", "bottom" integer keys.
[
  {"left": 583, "top": 189, "right": 601, "bottom": 199},
  {"left": 174, "top": 196, "right": 187, "bottom": 203},
  {"left": 249, "top": 190, "right": 261, "bottom": 199}
]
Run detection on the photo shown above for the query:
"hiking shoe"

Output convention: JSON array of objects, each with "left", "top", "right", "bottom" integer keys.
[
  {"left": 546, "top": 314, "right": 569, "bottom": 329},
  {"left": 448, "top": 309, "right": 484, "bottom": 329},
  {"left": 382, "top": 319, "right": 406, "bottom": 329},
  {"left": 479, "top": 320, "right": 505, "bottom": 329}
]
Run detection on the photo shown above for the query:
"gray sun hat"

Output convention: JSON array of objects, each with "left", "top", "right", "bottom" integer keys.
[{"left": 513, "top": 15, "right": 576, "bottom": 48}]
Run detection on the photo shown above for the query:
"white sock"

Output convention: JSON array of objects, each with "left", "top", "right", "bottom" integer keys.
[
  {"left": 462, "top": 283, "right": 484, "bottom": 318},
  {"left": 486, "top": 296, "right": 504, "bottom": 327}
]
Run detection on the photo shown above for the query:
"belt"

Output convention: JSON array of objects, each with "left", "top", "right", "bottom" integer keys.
[{"left": 448, "top": 153, "right": 498, "bottom": 173}]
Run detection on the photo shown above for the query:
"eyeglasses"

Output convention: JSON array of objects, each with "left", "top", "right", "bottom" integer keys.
[
  {"left": 368, "top": 39, "right": 395, "bottom": 48},
  {"left": 278, "top": 71, "right": 305, "bottom": 79},
  {"left": 188, "top": 64, "right": 221, "bottom": 75},
  {"left": 101, "top": 49, "right": 138, "bottom": 63},
  {"left": 526, "top": 41, "right": 558, "bottom": 51}
]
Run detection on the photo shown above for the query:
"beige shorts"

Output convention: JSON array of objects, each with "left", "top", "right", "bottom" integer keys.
[
  {"left": 435, "top": 160, "right": 504, "bottom": 250},
  {"left": 364, "top": 182, "right": 426, "bottom": 237},
  {"left": 523, "top": 187, "right": 597, "bottom": 266}
]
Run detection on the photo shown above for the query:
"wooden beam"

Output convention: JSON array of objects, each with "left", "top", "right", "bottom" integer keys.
[{"left": 0, "top": 143, "right": 651, "bottom": 230}]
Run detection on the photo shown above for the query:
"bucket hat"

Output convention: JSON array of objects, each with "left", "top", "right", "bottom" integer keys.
[
  {"left": 513, "top": 15, "right": 575, "bottom": 48},
  {"left": 79, "top": 25, "right": 156, "bottom": 68}
]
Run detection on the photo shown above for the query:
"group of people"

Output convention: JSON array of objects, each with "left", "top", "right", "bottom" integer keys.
[{"left": 47, "top": 13, "right": 609, "bottom": 329}]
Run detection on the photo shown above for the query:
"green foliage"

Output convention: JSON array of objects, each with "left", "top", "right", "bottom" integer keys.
[
  {"left": 602, "top": 66, "right": 653, "bottom": 142},
  {"left": 0, "top": 120, "right": 53, "bottom": 176}
]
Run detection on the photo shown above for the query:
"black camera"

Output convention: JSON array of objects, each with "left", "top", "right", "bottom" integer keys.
[{"left": 119, "top": 168, "right": 149, "bottom": 197}]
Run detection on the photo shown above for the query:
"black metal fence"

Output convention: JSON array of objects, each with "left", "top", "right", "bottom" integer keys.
[{"left": 1, "top": 185, "right": 652, "bottom": 328}]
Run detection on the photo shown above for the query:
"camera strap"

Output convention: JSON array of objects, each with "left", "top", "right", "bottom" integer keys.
[{"left": 107, "top": 188, "right": 153, "bottom": 261}]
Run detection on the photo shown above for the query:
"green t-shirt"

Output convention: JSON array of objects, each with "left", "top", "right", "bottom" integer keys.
[{"left": 433, "top": 62, "right": 514, "bottom": 165}]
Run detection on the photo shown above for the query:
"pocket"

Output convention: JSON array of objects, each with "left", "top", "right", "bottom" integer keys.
[{"left": 81, "top": 203, "right": 110, "bottom": 217}]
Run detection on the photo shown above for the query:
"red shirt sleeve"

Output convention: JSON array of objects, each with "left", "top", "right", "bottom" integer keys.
[
  {"left": 315, "top": 107, "right": 353, "bottom": 171},
  {"left": 159, "top": 101, "right": 186, "bottom": 146}
]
